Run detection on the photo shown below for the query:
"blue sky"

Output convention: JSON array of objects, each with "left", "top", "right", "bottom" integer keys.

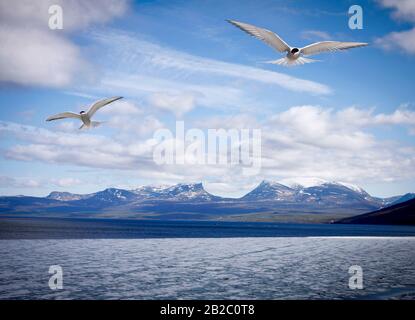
[{"left": 0, "top": 0, "right": 415, "bottom": 197}]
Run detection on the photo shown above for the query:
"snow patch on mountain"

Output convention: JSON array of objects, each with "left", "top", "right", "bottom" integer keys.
[
  {"left": 279, "top": 177, "right": 328, "bottom": 189},
  {"left": 278, "top": 178, "right": 368, "bottom": 194},
  {"left": 336, "top": 182, "right": 366, "bottom": 194}
]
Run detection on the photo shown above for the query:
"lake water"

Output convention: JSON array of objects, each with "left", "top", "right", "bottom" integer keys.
[
  {"left": 2, "top": 217, "right": 415, "bottom": 239},
  {"left": 1, "top": 218, "right": 415, "bottom": 300}
]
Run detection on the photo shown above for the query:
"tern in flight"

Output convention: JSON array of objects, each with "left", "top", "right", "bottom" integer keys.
[
  {"left": 227, "top": 20, "right": 368, "bottom": 66},
  {"left": 46, "top": 96, "right": 123, "bottom": 129}
]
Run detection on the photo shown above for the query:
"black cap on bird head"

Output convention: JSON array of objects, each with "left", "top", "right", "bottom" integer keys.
[{"left": 80, "top": 111, "right": 86, "bottom": 114}]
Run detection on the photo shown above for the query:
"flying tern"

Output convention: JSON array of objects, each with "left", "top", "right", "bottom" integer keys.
[
  {"left": 46, "top": 96, "right": 123, "bottom": 129},
  {"left": 227, "top": 19, "right": 368, "bottom": 66}
]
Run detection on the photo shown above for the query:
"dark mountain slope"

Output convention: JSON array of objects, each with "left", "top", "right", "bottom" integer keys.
[{"left": 337, "top": 198, "right": 415, "bottom": 225}]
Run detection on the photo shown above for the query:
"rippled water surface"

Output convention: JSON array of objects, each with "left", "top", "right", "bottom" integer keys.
[{"left": 1, "top": 237, "right": 415, "bottom": 299}]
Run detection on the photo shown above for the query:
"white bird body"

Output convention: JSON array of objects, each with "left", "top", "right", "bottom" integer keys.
[
  {"left": 227, "top": 20, "right": 368, "bottom": 66},
  {"left": 46, "top": 96, "right": 123, "bottom": 129},
  {"left": 80, "top": 112, "right": 90, "bottom": 127}
]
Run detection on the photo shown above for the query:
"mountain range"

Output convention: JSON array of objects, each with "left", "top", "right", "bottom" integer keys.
[{"left": 1, "top": 180, "right": 414, "bottom": 223}]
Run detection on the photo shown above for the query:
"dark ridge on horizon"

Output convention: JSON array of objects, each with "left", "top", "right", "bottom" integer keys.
[{"left": 336, "top": 198, "right": 415, "bottom": 226}]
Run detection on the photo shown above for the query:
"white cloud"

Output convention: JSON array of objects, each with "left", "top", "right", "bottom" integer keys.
[
  {"left": 148, "top": 92, "right": 196, "bottom": 117},
  {"left": 196, "top": 105, "right": 415, "bottom": 186},
  {"left": 0, "top": 175, "right": 82, "bottom": 191},
  {"left": 0, "top": 121, "right": 156, "bottom": 170},
  {"left": 108, "top": 114, "right": 164, "bottom": 136},
  {"left": 261, "top": 105, "right": 415, "bottom": 184},
  {"left": 50, "top": 177, "right": 82, "bottom": 187},
  {"left": 0, "top": 176, "right": 41, "bottom": 188},
  {"left": 1, "top": 104, "right": 415, "bottom": 194},
  {"left": 53, "top": 122, "right": 79, "bottom": 132},
  {"left": 269, "top": 105, "right": 374, "bottom": 150},
  {"left": 98, "top": 99, "right": 165, "bottom": 136},
  {"left": 376, "top": 28, "right": 415, "bottom": 55},
  {"left": 373, "top": 107, "right": 415, "bottom": 125},
  {"left": 0, "top": 27, "right": 86, "bottom": 87},
  {"left": 203, "top": 175, "right": 261, "bottom": 198},
  {"left": 194, "top": 114, "right": 258, "bottom": 130},
  {"left": 377, "top": 0, "right": 415, "bottom": 22},
  {"left": 376, "top": 0, "right": 415, "bottom": 55},
  {"left": 0, "top": 0, "right": 128, "bottom": 31},
  {"left": 0, "top": 0, "right": 128, "bottom": 87},
  {"left": 100, "top": 100, "right": 142, "bottom": 115}
]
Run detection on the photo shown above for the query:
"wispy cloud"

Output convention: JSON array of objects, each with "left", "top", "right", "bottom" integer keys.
[
  {"left": 0, "top": 175, "right": 82, "bottom": 189},
  {"left": 376, "top": 0, "right": 415, "bottom": 55},
  {"left": 89, "top": 30, "right": 331, "bottom": 98},
  {"left": 376, "top": 28, "right": 415, "bottom": 55},
  {"left": 0, "top": 176, "right": 41, "bottom": 189}
]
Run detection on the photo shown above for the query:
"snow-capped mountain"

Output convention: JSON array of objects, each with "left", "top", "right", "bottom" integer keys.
[
  {"left": 279, "top": 177, "right": 329, "bottom": 189},
  {"left": 241, "top": 180, "right": 296, "bottom": 201},
  {"left": 241, "top": 180, "right": 379, "bottom": 208},
  {"left": 36, "top": 180, "right": 380, "bottom": 205},
  {"left": 0, "top": 180, "right": 412, "bottom": 220},
  {"left": 87, "top": 188, "right": 138, "bottom": 203},
  {"left": 279, "top": 178, "right": 367, "bottom": 194},
  {"left": 132, "top": 183, "right": 220, "bottom": 201},
  {"left": 47, "top": 183, "right": 219, "bottom": 205},
  {"left": 335, "top": 182, "right": 367, "bottom": 194},
  {"left": 47, "top": 191, "right": 91, "bottom": 201},
  {"left": 294, "top": 182, "right": 375, "bottom": 206},
  {"left": 48, "top": 188, "right": 143, "bottom": 203},
  {"left": 131, "top": 185, "right": 172, "bottom": 199}
]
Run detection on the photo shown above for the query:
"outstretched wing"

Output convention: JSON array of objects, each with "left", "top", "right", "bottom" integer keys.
[
  {"left": 87, "top": 96, "right": 123, "bottom": 118},
  {"left": 227, "top": 19, "right": 290, "bottom": 53},
  {"left": 46, "top": 112, "right": 81, "bottom": 121},
  {"left": 300, "top": 41, "right": 368, "bottom": 56}
]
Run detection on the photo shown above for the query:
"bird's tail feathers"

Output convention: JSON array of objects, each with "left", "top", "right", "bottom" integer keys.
[
  {"left": 91, "top": 121, "right": 104, "bottom": 128},
  {"left": 78, "top": 121, "right": 104, "bottom": 130},
  {"left": 265, "top": 56, "right": 319, "bottom": 66}
]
